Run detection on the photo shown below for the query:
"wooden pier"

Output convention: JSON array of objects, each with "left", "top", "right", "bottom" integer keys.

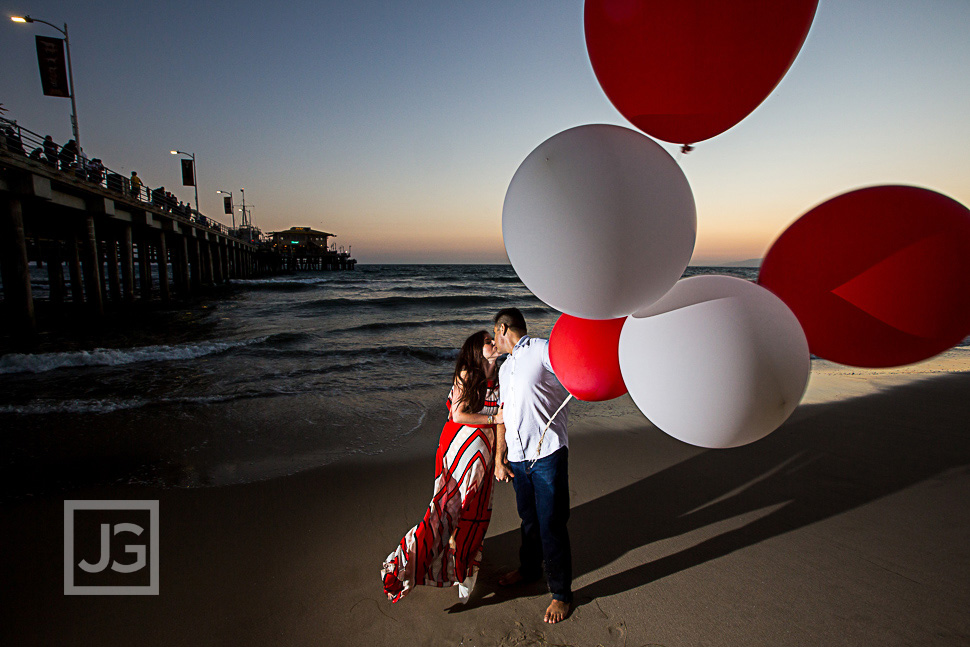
[{"left": 0, "top": 142, "right": 271, "bottom": 336}]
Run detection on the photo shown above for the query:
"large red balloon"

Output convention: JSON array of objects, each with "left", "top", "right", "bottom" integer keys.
[
  {"left": 549, "top": 314, "right": 627, "bottom": 401},
  {"left": 759, "top": 186, "right": 970, "bottom": 368},
  {"left": 585, "top": 0, "right": 819, "bottom": 146}
]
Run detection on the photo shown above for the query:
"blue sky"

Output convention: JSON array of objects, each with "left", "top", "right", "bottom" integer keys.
[{"left": 2, "top": 1, "right": 968, "bottom": 263}]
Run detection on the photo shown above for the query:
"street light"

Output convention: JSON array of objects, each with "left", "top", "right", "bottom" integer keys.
[
  {"left": 216, "top": 190, "right": 234, "bottom": 230},
  {"left": 11, "top": 15, "right": 82, "bottom": 155},
  {"left": 240, "top": 187, "right": 247, "bottom": 228},
  {"left": 170, "top": 150, "right": 199, "bottom": 215}
]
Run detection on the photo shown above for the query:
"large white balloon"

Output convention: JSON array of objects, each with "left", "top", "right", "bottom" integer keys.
[
  {"left": 619, "top": 275, "right": 810, "bottom": 448},
  {"left": 502, "top": 124, "right": 696, "bottom": 319}
]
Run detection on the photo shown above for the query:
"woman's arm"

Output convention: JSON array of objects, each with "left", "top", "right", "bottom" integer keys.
[{"left": 450, "top": 373, "right": 497, "bottom": 426}]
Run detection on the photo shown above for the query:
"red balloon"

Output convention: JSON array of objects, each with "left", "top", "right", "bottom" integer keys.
[
  {"left": 549, "top": 314, "right": 627, "bottom": 401},
  {"left": 759, "top": 186, "right": 970, "bottom": 368},
  {"left": 585, "top": 0, "right": 819, "bottom": 146}
]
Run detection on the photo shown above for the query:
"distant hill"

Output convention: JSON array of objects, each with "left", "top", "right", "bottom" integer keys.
[{"left": 691, "top": 258, "right": 762, "bottom": 268}]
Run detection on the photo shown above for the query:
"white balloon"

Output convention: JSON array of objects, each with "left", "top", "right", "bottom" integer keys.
[
  {"left": 502, "top": 124, "right": 696, "bottom": 319},
  {"left": 619, "top": 276, "right": 810, "bottom": 448}
]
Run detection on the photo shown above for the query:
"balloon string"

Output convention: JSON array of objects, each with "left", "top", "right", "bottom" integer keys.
[{"left": 529, "top": 394, "right": 573, "bottom": 468}]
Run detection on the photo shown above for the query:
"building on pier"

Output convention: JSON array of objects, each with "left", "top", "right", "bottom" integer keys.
[{"left": 269, "top": 227, "right": 356, "bottom": 271}]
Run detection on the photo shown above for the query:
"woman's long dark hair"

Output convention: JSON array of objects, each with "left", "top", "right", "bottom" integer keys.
[{"left": 452, "top": 331, "right": 489, "bottom": 414}]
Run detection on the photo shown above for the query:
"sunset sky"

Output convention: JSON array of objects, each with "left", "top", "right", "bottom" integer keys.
[{"left": 3, "top": 1, "right": 968, "bottom": 264}]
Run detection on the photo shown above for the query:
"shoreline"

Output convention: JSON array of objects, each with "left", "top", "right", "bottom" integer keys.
[
  {"left": 1, "top": 348, "right": 967, "bottom": 501},
  {"left": 2, "top": 353, "right": 969, "bottom": 645}
]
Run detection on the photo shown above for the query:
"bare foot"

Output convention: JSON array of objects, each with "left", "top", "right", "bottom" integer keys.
[
  {"left": 497, "top": 570, "right": 525, "bottom": 587},
  {"left": 544, "top": 599, "right": 571, "bottom": 624}
]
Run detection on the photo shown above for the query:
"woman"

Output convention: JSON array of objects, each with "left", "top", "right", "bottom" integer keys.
[{"left": 381, "top": 330, "right": 503, "bottom": 603}]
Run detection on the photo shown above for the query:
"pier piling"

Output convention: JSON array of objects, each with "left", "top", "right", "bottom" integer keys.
[
  {"left": 120, "top": 225, "right": 134, "bottom": 303},
  {"left": 0, "top": 196, "right": 35, "bottom": 333},
  {"left": 157, "top": 232, "right": 170, "bottom": 302},
  {"left": 67, "top": 238, "right": 84, "bottom": 305},
  {"left": 82, "top": 215, "right": 104, "bottom": 316}
]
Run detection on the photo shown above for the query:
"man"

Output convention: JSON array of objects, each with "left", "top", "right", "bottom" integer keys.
[
  {"left": 130, "top": 171, "right": 143, "bottom": 200},
  {"left": 493, "top": 307, "right": 573, "bottom": 623}
]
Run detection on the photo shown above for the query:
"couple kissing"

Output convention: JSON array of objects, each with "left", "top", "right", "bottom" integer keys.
[{"left": 381, "top": 307, "right": 573, "bottom": 624}]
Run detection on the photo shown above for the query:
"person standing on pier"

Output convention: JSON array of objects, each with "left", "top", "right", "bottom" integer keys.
[
  {"left": 58, "top": 139, "right": 78, "bottom": 170},
  {"left": 130, "top": 171, "right": 144, "bottom": 199},
  {"left": 43, "top": 135, "right": 58, "bottom": 166}
]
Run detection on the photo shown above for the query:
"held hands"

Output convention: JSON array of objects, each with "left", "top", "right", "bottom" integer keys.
[
  {"left": 494, "top": 409, "right": 504, "bottom": 425},
  {"left": 494, "top": 457, "right": 514, "bottom": 483}
]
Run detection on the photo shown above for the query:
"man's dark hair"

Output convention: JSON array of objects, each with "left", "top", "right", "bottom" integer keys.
[{"left": 494, "top": 307, "right": 527, "bottom": 336}]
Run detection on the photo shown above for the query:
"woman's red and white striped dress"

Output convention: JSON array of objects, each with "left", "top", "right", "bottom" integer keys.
[{"left": 381, "top": 381, "right": 499, "bottom": 603}]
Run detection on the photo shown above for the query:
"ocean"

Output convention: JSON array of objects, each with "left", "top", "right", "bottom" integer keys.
[{"left": 0, "top": 264, "right": 761, "bottom": 495}]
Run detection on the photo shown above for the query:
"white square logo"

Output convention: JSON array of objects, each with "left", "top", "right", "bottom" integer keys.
[{"left": 64, "top": 500, "right": 159, "bottom": 595}]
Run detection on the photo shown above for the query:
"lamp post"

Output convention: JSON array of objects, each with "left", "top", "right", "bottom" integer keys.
[
  {"left": 239, "top": 188, "right": 246, "bottom": 229},
  {"left": 216, "top": 190, "right": 234, "bottom": 231},
  {"left": 12, "top": 15, "right": 82, "bottom": 155},
  {"left": 170, "top": 150, "right": 199, "bottom": 215}
]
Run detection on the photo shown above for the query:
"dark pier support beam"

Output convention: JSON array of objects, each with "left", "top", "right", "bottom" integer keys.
[
  {"left": 99, "top": 240, "right": 109, "bottom": 304},
  {"left": 212, "top": 242, "right": 224, "bottom": 284},
  {"left": 215, "top": 243, "right": 226, "bottom": 284},
  {"left": 157, "top": 232, "right": 170, "bottom": 302},
  {"left": 0, "top": 196, "right": 36, "bottom": 333},
  {"left": 67, "top": 238, "right": 84, "bottom": 305},
  {"left": 176, "top": 237, "right": 192, "bottom": 294},
  {"left": 81, "top": 215, "right": 104, "bottom": 316},
  {"left": 106, "top": 239, "right": 121, "bottom": 304},
  {"left": 202, "top": 241, "right": 214, "bottom": 285},
  {"left": 138, "top": 238, "right": 152, "bottom": 302},
  {"left": 168, "top": 234, "right": 181, "bottom": 296},
  {"left": 120, "top": 224, "right": 134, "bottom": 303},
  {"left": 46, "top": 241, "right": 66, "bottom": 305},
  {"left": 189, "top": 238, "right": 201, "bottom": 290},
  {"left": 176, "top": 236, "right": 190, "bottom": 296}
]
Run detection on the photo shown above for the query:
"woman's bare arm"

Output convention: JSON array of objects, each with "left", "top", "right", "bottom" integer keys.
[{"left": 450, "top": 372, "right": 497, "bottom": 425}]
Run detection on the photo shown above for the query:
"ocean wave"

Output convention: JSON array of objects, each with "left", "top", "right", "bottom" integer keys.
[
  {"left": 0, "top": 397, "right": 155, "bottom": 415},
  {"left": 329, "top": 318, "right": 486, "bottom": 333},
  {"left": 252, "top": 331, "right": 319, "bottom": 347},
  {"left": 0, "top": 337, "right": 267, "bottom": 375},
  {"left": 235, "top": 276, "right": 330, "bottom": 285},
  {"left": 0, "top": 378, "right": 442, "bottom": 416},
  {"left": 293, "top": 294, "right": 524, "bottom": 311},
  {"left": 0, "top": 391, "right": 268, "bottom": 415},
  {"left": 242, "top": 343, "right": 459, "bottom": 364}
]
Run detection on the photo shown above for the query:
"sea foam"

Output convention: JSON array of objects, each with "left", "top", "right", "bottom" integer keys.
[{"left": 0, "top": 337, "right": 266, "bottom": 375}]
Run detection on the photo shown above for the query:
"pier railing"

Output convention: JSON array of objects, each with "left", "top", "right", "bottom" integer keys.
[{"left": 0, "top": 115, "right": 244, "bottom": 241}]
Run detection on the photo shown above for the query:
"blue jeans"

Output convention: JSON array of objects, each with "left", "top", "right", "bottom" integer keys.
[{"left": 510, "top": 446, "right": 572, "bottom": 603}]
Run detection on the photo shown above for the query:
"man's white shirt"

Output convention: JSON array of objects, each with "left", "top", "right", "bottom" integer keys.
[{"left": 499, "top": 336, "right": 571, "bottom": 463}]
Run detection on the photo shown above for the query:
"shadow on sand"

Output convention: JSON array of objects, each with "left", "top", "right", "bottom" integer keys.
[{"left": 462, "top": 371, "right": 970, "bottom": 610}]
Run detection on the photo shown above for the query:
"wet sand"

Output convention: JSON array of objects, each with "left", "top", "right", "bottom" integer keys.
[{"left": 2, "top": 351, "right": 969, "bottom": 646}]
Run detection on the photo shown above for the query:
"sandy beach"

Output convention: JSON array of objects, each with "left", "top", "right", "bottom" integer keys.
[{"left": 2, "top": 349, "right": 969, "bottom": 646}]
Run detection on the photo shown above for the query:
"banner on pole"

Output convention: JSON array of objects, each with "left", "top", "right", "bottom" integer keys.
[
  {"left": 35, "top": 36, "right": 70, "bottom": 98},
  {"left": 180, "top": 159, "right": 196, "bottom": 186},
  {"left": 223, "top": 196, "right": 232, "bottom": 214}
]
